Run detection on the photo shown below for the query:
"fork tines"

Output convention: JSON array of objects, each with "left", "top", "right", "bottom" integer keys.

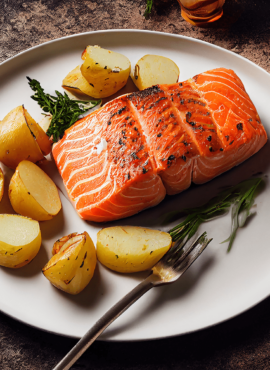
[{"left": 159, "top": 232, "right": 212, "bottom": 276}]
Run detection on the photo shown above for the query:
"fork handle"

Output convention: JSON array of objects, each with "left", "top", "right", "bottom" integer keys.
[{"left": 53, "top": 274, "right": 156, "bottom": 370}]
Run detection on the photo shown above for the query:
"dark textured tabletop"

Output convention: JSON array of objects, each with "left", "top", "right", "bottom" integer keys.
[{"left": 1, "top": 1, "right": 270, "bottom": 369}]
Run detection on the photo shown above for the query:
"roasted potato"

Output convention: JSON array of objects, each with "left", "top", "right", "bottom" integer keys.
[
  {"left": 0, "top": 167, "right": 4, "bottom": 202},
  {"left": 9, "top": 160, "right": 62, "bottom": 221},
  {"left": 62, "top": 65, "right": 97, "bottom": 97},
  {"left": 97, "top": 226, "right": 172, "bottom": 273},
  {"left": 0, "top": 214, "right": 41, "bottom": 268},
  {"left": 23, "top": 108, "right": 51, "bottom": 155},
  {"left": 131, "top": 54, "right": 180, "bottom": 90},
  {"left": 42, "top": 232, "right": 97, "bottom": 295},
  {"left": 0, "top": 106, "right": 44, "bottom": 169},
  {"left": 80, "top": 45, "right": 131, "bottom": 98}
]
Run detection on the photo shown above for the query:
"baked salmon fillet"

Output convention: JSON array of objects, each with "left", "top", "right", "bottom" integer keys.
[{"left": 53, "top": 68, "right": 267, "bottom": 222}]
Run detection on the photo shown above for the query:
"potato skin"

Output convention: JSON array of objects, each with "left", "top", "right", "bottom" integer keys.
[
  {"left": 0, "top": 106, "right": 44, "bottom": 169},
  {"left": 23, "top": 108, "right": 51, "bottom": 155},
  {"left": 80, "top": 45, "right": 131, "bottom": 98},
  {"left": 62, "top": 65, "right": 98, "bottom": 97},
  {"left": 9, "top": 167, "right": 53, "bottom": 221},
  {"left": 0, "top": 214, "right": 41, "bottom": 268},
  {"left": 97, "top": 226, "right": 172, "bottom": 273},
  {"left": 9, "top": 160, "right": 62, "bottom": 221},
  {"left": 43, "top": 232, "right": 97, "bottom": 295}
]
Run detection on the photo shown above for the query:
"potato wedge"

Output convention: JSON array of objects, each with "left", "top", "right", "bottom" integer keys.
[
  {"left": 9, "top": 160, "right": 62, "bottom": 221},
  {"left": 0, "top": 214, "right": 41, "bottom": 268},
  {"left": 80, "top": 45, "right": 131, "bottom": 98},
  {"left": 0, "top": 167, "right": 4, "bottom": 202},
  {"left": 42, "top": 232, "right": 97, "bottom": 295},
  {"left": 62, "top": 65, "right": 98, "bottom": 97},
  {"left": 0, "top": 106, "right": 44, "bottom": 169},
  {"left": 131, "top": 54, "right": 180, "bottom": 90},
  {"left": 97, "top": 226, "right": 172, "bottom": 273},
  {"left": 23, "top": 108, "right": 51, "bottom": 155}
]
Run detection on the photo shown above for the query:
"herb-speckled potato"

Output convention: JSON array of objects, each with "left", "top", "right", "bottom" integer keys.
[
  {"left": 42, "top": 232, "right": 97, "bottom": 295},
  {"left": 0, "top": 214, "right": 41, "bottom": 268},
  {"left": 0, "top": 106, "right": 44, "bottom": 169},
  {"left": 62, "top": 65, "right": 98, "bottom": 97},
  {"left": 131, "top": 54, "right": 180, "bottom": 90},
  {"left": 9, "top": 160, "right": 62, "bottom": 221},
  {"left": 97, "top": 226, "right": 172, "bottom": 273},
  {"left": 80, "top": 45, "right": 131, "bottom": 98}
]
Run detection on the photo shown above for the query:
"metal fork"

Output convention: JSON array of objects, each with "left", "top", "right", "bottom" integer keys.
[{"left": 53, "top": 232, "right": 212, "bottom": 370}]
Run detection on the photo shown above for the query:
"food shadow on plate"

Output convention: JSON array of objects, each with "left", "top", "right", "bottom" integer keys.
[
  {"left": 1, "top": 243, "right": 48, "bottom": 278},
  {"left": 39, "top": 208, "right": 65, "bottom": 240},
  {"left": 51, "top": 263, "right": 108, "bottom": 310},
  {"left": 101, "top": 76, "right": 138, "bottom": 105},
  {"left": 102, "top": 254, "right": 215, "bottom": 339}
]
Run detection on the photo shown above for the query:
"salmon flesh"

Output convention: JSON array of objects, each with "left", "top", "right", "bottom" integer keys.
[{"left": 53, "top": 68, "right": 267, "bottom": 222}]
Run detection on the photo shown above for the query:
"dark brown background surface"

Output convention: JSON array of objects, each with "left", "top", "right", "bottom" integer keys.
[{"left": 1, "top": 0, "right": 270, "bottom": 369}]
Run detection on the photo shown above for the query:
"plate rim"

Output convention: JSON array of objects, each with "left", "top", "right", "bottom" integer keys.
[{"left": 1, "top": 28, "right": 270, "bottom": 341}]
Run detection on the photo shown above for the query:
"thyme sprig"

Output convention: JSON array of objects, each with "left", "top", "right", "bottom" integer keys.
[
  {"left": 144, "top": 0, "right": 153, "bottom": 18},
  {"left": 27, "top": 77, "right": 101, "bottom": 142},
  {"left": 168, "top": 178, "right": 262, "bottom": 252}
]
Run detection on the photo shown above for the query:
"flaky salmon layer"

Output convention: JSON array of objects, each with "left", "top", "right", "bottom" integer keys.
[{"left": 53, "top": 68, "right": 267, "bottom": 221}]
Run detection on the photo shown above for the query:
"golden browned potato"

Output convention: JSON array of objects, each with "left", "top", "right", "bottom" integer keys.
[
  {"left": 80, "top": 45, "right": 131, "bottom": 98},
  {"left": 42, "top": 232, "right": 97, "bottom": 295},
  {"left": 0, "top": 214, "right": 41, "bottom": 268},
  {"left": 23, "top": 108, "right": 51, "bottom": 155},
  {"left": 9, "top": 160, "right": 62, "bottom": 221},
  {"left": 62, "top": 65, "right": 97, "bottom": 97},
  {"left": 131, "top": 54, "right": 180, "bottom": 90},
  {"left": 0, "top": 167, "right": 4, "bottom": 202},
  {"left": 97, "top": 226, "right": 172, "bottom": 273},
  {"left": 0, "top": 106, "right": 44, "bottom": 169}
]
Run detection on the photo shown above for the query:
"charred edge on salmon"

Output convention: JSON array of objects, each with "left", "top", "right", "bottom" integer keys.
[
  {"left": 237, "top": 123, "right": 243, "bottom": 130},
  {"left": 127, "top": 85, "right": 162, "bottom": 101},
  {"left": 131, "top": 152, "right": 139, "bottom": 160}
]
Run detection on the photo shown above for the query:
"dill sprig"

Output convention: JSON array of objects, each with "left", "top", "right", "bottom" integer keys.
[
  {"left": 168, "top": 178, "right": 262, "bottom": 252},
  {"left": 144, "top": 0, "right": 153, "bottom": 18},
  {"left": 27, "top": 77, "right": 101, "bottom": 142}
]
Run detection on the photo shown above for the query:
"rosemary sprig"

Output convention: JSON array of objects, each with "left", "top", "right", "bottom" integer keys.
[
  {"left": 168, "top": 178, "right": 262, "bottom": 252},
  {"left": 27, "top": 77, "right": 101, "bottom": 142},
  {"left": 144, "top": 0, "right": 153, "bottom": 18}
]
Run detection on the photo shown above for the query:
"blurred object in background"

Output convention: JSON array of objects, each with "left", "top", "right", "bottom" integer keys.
[{"left": 177, "top": 0, "right": 226, "bottom": 26}]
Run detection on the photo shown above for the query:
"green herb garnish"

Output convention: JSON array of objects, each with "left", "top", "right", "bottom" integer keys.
[
  {"left": 144, "top": 0, "right": 153, "bottom": 18},
  {"left": 27, "top": 77, "right": 101, "bottom": 142},
  {"left": 168, "top": 178, "right": 262, "bottom": 252}
]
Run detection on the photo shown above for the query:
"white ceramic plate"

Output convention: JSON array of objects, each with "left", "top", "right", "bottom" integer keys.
[{"left": 1, "top": 30, "right": 270, "bottom": 341}]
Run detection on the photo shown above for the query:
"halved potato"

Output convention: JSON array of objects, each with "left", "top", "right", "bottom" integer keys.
[
  {"left": 0, "top": 167, "right": 4, "bottom": 202},
  {"left": 23, "top": 108, "right": 51, "bottom": 155},
  {"left": 97, "top": 226, "right": 172, "bottom": 273},
  {"left": 62, "top": 65, "right": 97, "bottom": 97},
  {"left": 9, "top": 160, "right": 62, "bottom": 221},
  {"left": 80, "top": 45, "right": 131, "bottom": 98},
  {"left": 131, "top": 54, "right": 180, "bottom": 90},
  {"left": 42, "top": 232, "right": 97, "bottom": 295},
  {"left": 0, "top": 106, "right": 44, "bottom": 169},
  {"left": 0, "top": 214, "right": 41, "bottom": 268}
]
